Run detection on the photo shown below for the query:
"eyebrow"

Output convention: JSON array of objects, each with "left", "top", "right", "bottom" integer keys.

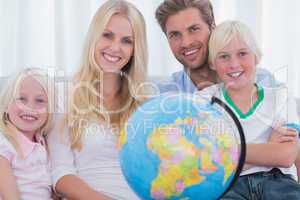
[
  {"left": 167, "top": 23, "right": 200, "bottom": 35},
  {"left": 217, "top": 48, "right": 250, "bottom": 54},
  {"left": 103, "top": 29, "right": 133, "bottom": 39}
]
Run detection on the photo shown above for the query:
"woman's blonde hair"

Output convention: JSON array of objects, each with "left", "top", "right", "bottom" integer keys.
[
  {"left": 65, "top": 0, "right": 148, "bottom": 150},
  {"left": 0, "top": 68, "right": 55, "bottom": 154},
  {"left": 209, "top": 20, "right": 262, "bottom": 66}
]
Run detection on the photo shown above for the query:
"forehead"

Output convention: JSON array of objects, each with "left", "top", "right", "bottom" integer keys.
[
  {"left": 165, "top": 7, "right": 207, "bottom": 32},
  {"left": 105, "top": 14, "right": 133, "bottom": 37},
  {"left": 16, "top": 75, "right": 46, "bottom": 95},
  {"left": 220, "top": 37, "right": 250, "bottom": 52}
]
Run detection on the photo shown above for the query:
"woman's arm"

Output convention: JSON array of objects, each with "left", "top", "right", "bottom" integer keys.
[
  {"left": 47, "top": 114, "right": 114, "bottom": 200},
  {"left": 55, "top": 175, "right": 113, "bottom": 200},
  {"left": 0, "top": 156, "right": 20, "bottom": 200}
]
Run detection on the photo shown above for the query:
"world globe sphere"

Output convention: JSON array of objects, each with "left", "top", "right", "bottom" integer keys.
[{"left": 119, "top": 93, "right": 245, "bottom": 200}]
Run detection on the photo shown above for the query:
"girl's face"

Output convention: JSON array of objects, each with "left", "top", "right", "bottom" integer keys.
[
  {"left": 95, "top": 14, "right": 134, "bottom": 73},
  {"left": 7, "top": 76, "right": 48, "bottom": 138},
  {"left": 213, "top": 37, "right": 256, "bottom": 91}
]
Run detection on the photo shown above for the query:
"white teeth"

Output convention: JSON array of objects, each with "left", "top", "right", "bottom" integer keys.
[
  {"left": 103, "top": 53, "right": 121, "bottom": 63},
  {"left": 184, "top": 49, "right": 199, "bottom": 56},
  {"left": 228, "top": 72, "right": 243, "bottom": 77},
  {"left": 20, "top": 115, "right": 37, "bottom": 121}
]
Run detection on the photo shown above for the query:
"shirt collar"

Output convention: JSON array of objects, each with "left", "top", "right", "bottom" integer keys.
[
  {"left": 7, "top": 123, "right": 45, "bottom": 158},
  {"left": 172, "top": 70, "right": 198, "bottom": 93}
]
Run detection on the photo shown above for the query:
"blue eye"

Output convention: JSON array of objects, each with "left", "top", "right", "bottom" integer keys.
[
  {"left": 190, "top": 26, "right": 200, "bottom": 33},
  {"left": 219, "top": 54, "right": 230, "bottom": 60},
  {"left": 102, "top": 32, "right": 113, "bottom": 39},
  {"left": 168, "top": 32, "right": 181, "bottom": 40},
  {"left": 36, "top": 98, "right": 46, "bottom": 103},
  {"left": 122, "top": 38, "right": 133, "bottom": 45},
  {"left": 16, "top": 96, "right": 26, "bottom": 102},
  {"left": 239, "top": 51, "right": 248, "bottom": 57}
]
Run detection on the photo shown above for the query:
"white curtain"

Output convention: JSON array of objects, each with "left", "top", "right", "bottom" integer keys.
[{"left": 0, "top": 0, "right": 299, "bottom": 97}]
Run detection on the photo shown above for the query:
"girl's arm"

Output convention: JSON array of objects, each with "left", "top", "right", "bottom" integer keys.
[{"left": 0, "top": 156, "right": 20, "bottom": 200}]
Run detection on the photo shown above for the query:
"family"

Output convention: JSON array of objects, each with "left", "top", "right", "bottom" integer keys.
[{"left": 0, "top": 0, "right": 300, "bottom": 199}]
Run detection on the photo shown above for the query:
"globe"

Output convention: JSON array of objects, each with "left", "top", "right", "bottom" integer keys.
[{"left": 119, "top": 93, "right": 245, "bottom": 200}]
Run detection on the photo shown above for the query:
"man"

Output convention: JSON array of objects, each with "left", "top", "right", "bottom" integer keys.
[{"left": 155, "top": 0, "right": 278, "bottom": 93}]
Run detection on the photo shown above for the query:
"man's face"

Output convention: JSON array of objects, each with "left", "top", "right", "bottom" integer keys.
[{"left": 165, "top": 7, "right": 211, "bottom": 70}]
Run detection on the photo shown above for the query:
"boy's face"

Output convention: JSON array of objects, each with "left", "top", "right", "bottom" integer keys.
[
  {"left": 213, "top": 37, "right": 256, "bottom": 91},
  {"left": 165, "top": 8, "right": 211, "bottom": 70}
]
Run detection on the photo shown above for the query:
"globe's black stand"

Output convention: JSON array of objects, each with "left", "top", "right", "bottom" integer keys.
[{"left": 210, "top": 96, "right": 246, "bottom": 199}]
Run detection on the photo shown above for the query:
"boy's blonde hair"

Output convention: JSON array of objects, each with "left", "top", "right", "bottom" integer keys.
[
  {"left": 209, "top": 20, "right": 262, "bottom": 66},
  {"left": 0, "top": 68, "right": 55, "bottom": 154},
  {"left": 65, "top": 0, "right": 148, "bottom": 150}
]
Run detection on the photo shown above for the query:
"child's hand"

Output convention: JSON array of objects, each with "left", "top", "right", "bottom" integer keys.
[{"left": 269, "top": 126, "right": 298, "bottom": 143}]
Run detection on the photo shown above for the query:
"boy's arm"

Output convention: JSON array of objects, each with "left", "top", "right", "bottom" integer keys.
[
  {"left": 0, "top": 156, "right": 20, "bottom": 200},
  {"left": 246, "top": 139, "right": 298, "bottom": 168},
  {"left": 295, "top": 149, "right": 300, "bottom": 183}
]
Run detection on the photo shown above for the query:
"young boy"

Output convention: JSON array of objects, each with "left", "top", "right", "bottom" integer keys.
[{"left": 197, "top": 20, "right": 300, "bottom": 200}]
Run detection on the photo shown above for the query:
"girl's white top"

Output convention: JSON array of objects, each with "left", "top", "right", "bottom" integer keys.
[{"left": 0, "top": 131, "right": 52, "bottom": 200}]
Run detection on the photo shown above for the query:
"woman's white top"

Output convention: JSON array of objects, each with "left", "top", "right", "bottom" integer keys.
[{"left": 47, "top": 115, "right": 140, "bottom": 200}]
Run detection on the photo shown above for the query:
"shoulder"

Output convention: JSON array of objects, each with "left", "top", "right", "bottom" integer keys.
[
  {"left": 196, "top": 84, "right": 222, "bottom": 99},
  {"left": 256, "top": 67, "right": 283, "bottom": 87},
  {"left": 0, "top": 131, "right": 16, "bottom": 161},
  {"left": 0, "top": 131, "right": 10, "bottom": 146},
  {"left": 152, "top": 70, "right": 185, "bottom": 94}
]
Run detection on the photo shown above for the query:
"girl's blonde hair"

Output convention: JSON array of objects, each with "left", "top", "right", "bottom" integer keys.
[
  {"left": 65, "top": 0, "right": 148, "bottom": 150},
  {"left": 209, "top": 20, "right": 262, "bottom": 66},
  {"left": 0, "top": 68, "right": 55, "bottom": 154}
]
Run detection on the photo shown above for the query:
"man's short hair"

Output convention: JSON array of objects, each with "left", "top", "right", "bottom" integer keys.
[{"left": 155, "top": 0, "right": 215, "bottom": 33}]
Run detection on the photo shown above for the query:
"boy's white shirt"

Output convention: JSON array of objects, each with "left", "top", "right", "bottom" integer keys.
[{"left": 196, "top": 83, "right": 299, "bottom": 180}]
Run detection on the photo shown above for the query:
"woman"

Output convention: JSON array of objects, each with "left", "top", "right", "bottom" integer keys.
[{"left": 47, "top": 0, "right": 148, "bottom": 199}]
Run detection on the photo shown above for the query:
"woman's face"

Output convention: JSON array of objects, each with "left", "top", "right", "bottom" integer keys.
[{"left": 95, "top": 14, "right": 134, "bottom": 73}]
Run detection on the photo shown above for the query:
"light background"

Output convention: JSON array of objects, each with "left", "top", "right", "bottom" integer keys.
[{"left": 0, "top": 0, "right": 299, "bottom": 97}]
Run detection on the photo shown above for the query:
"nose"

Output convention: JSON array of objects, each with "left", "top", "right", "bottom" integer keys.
[
  {"left": 181, "top": 33, "right": 193, "bottom": 48},
  {"left": 229, "top": 56, "right": 240, "bottom": 69},
  {"left": 18, "top": 100, "right": 39, "bottom": 114},
  {"left": 110, "top": 40, "right": 121, "bottom": 52}
]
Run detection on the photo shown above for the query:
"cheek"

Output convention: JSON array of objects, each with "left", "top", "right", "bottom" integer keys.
[
  {"left": 125, "top": 46, "right": 134, "bottom": 58},
  {"left": 7, "top": 103, "right": 20, "bottom": 115},
  {"left": 168, "top": 40, "right": 180, "bottom": 53},
  {"left": 215, "top": 65, "right": 228, "bottom": 79}
]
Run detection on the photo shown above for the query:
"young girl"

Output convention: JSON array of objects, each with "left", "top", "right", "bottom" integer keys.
[
  {"left": 47, "top": 0, "right": 148, "bottom": 199},
  {"left": 0, "top": 68, "right": 54, "bottom": 199},
  {"left": 198, "top": 20, "right": 300, "bottom": 199}
]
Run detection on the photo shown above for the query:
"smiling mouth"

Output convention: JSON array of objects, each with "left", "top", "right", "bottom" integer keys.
[
  {"left": 103, "top": 53, "right": 121, "bottom": 63},
  {"left": 20, "top": 114, "right": 38, "bottom": 121},
  {"left": 227, "top": 71, "right": 244, "bottom": 78},
  {"left": 182, "top": 48, "right": 199, "bottom": 57}
]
